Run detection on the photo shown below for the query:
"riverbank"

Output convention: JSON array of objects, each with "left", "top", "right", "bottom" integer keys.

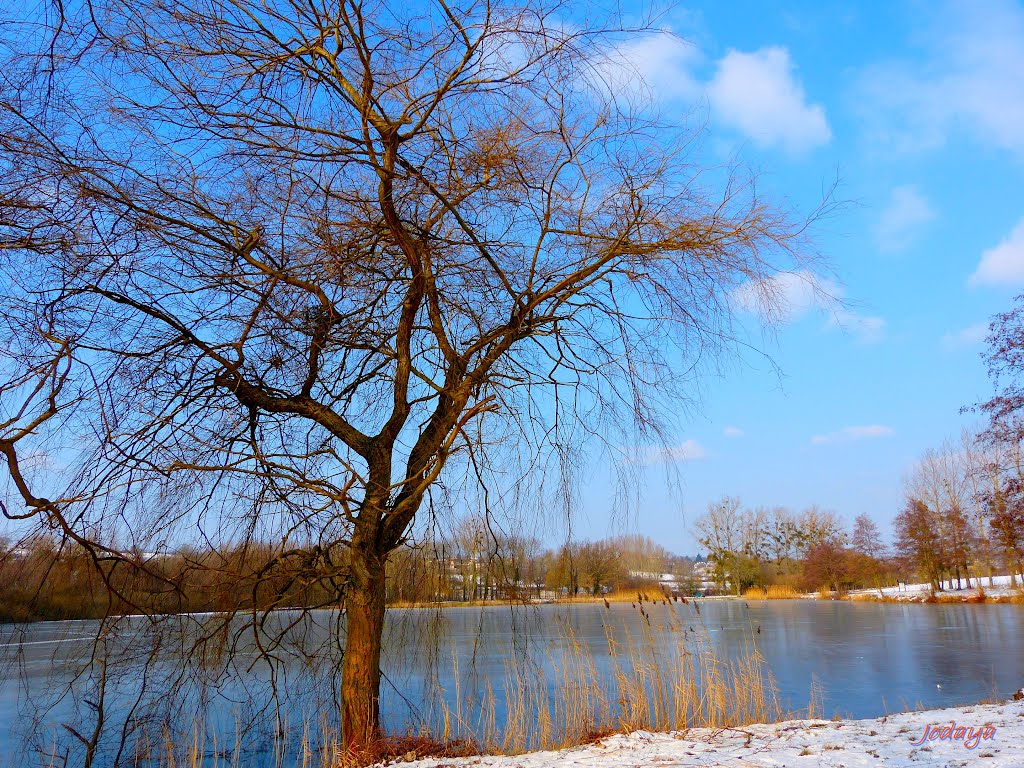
[
  {"left": 387, "top": 588, "right": 685, "bottom": 609},
  {"left": 842, "top": 574, "right": 1024, "bottom": 604},
  {"left": 394, "top": 583, "right": 1024, "bottom": 610},
  {"left": 735, "top": 574, "right": 1024, "bottom": 604},
  {"left": 386, "top": 698, "right": 1024, "bottom": 768}
]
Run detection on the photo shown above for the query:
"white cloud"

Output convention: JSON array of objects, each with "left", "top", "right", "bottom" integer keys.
[
  {"left": 723, "top": 426, "right": 744, "bottom": 437},
  {"left": 942, "top": 322, "right": 989, "bottom": 348},
  {"left": 970, "top": 218, "right": 1024, "bottom": 286},
  {"left": 707, "top": 47, "right": 831, "bottom": 153},
  {"left": 812, "top": 425, "right": 895, "bottom": 445},
  {"left": 600, "top": 37, "right": 828, "bottom": 154},
  {"left": 856, "top": 1, "right": 1024, "bottom": 158},
  {"left": 876, "top": 185, "right": 935, "bottom": 252}
]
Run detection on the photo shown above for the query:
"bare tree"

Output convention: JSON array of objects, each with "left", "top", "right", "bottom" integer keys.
[
  {"left": 970, "top": 295, "right": 1024, "bottom": 586},
  {"left": 692, "top": 497, "right": 768, "bottom": 594},
  {"left": 909, "top": 444, "right": 979, "bottom": 589},
  {"left": 577, "top": 540, "right": 622, "bottom": 595},
  {"left": 795, "top": 505, "right": 845, "bottom": 553},
  {"left": 961, "top": 428, "right": 996, "bottom": 586},
  {"left": 893, "top": 498, "right": 945, "bottom": 590},
  {"left": 0, "top": 0, "right": 817, "bottom": 751},
  {"left": 850, "top": 514, "right": 885, "bottom": 557}
]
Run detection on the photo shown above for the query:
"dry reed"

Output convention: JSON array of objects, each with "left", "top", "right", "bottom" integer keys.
[
  {"left": 743, "top": 585, "right": 801, "bottom": 600},
  {"left": 428, "top": 603, "right": 782, "bottom": 754}
]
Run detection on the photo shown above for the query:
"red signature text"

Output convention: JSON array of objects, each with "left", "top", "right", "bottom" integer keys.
[{"left": 909, "top": 721, "right": 996, "bottom": 750}]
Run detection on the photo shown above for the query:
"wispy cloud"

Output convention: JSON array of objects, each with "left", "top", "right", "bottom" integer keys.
[
  {"left": 942, "top": 322, "right": 989, "bottom": 348},
  {"left": 855, "top": 1, "right": 1024, "bottom": 158},
  {"left": 723, "top": 426, "right": 745, "bottom": 438},
  {"left": 732, "top": 269, "right": 838, "bottom": 322},
  {"left": 812, "top": 425, "right": 895, "bottom": 445},
  {"left": 599, "top": 31, "right": 701, "bottom": 105},
  {"left": 970, "top": 218, "right": 1024, "bottom": 286},
  {"left": 733, "top": 270, "right": 885, "bottom": 344},
  {"left": 876, "top": 185, "right": 935, "bottom": 252}
]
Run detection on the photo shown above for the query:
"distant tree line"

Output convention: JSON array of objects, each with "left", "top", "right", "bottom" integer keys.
[
  {"left": 691, "top": 497, "right": 896, "bottom": 595},
  {"left": 0, "top": 527, "right": 692, "bottom": 623},
  {"left": 0, "top": 536, "right": 350, "bottom": 623}
]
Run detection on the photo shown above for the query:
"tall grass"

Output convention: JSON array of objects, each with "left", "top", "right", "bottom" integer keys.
[
  {"left": 426, "top": 602, "right": 781, "bottom": 754},
  {"left": 743, "top": 585, "right": 801, "bottom": 600}
]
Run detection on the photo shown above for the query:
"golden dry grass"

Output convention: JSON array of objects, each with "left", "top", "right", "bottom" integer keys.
[
  {"left": 743, "top": 585, "right": 801, "bottom": 600},
  {"left": 555, "top": 587, "right": 674, "bottom": 604},
  {"left": 426, "top": 604, "right": 781, "bottom": 755}
]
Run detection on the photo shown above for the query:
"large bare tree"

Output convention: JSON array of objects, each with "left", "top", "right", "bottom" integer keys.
[{"left": 0, "top": 0, "right": 818, "bottom": 751}]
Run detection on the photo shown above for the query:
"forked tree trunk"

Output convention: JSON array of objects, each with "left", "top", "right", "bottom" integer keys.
[{"left": 341, "top": 542, "right": 388, "bottom": 751}]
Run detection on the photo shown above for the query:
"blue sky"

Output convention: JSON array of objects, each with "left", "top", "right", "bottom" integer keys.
[{"left": 564, "top": 0, "right": 1024, "bottom": 552}]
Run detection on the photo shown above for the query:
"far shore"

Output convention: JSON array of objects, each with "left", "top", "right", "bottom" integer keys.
[
  {"left": 388, "top": 575, "right": 1024, "bottom": 610},
  {"left": 5, "top": 578, "right": 1022, "bottom": 627}
]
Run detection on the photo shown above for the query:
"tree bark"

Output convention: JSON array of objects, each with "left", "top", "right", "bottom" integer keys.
[{"left": 341, "top": 541, "right": 387, "bottom": 751}]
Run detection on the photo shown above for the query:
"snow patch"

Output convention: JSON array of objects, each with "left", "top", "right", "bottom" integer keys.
[{"left": 390, "top": 700, "right": 1024, "bottom": 768}]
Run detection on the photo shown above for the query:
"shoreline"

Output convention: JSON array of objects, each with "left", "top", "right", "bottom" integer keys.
[
  {"left": 5, "top": 580, "right": 1023, "bottom": 627},
  {"left": 386, "top": 698, "right": 1024, "bottom": 768},
  {"left": 7, "top": 592, "right": 1024, "bottom": 628}
]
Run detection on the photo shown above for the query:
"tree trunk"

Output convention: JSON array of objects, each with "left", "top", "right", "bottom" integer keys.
[{"left": 341, "top": 542, "right": 388, "bottom": 751}]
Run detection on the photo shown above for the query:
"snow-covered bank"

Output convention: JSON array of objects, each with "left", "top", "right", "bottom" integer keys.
[
  {"left": 847, "top": 573, "right": 1024, "bottom": 603},
  {"left": 396, "top": 699, "right": 1024, "bottom": 768}
]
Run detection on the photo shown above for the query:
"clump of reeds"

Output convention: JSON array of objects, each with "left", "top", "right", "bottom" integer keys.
[
  {"left": 848, "top": 592, "right": 879, "bottom": 602},
  {"left": 743, "top": 585, "right": 800, "bottom": 600},
  {"left": 428, "top": 603, "right": 781, "bottom": 754}
]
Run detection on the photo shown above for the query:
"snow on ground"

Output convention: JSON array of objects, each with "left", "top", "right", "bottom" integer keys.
[
  {"left": 397, "top": 699, "right": 1024, "bottom": 768},
  {"left": 846, "top": 574, "right": 1024, "bottom": 602}
]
